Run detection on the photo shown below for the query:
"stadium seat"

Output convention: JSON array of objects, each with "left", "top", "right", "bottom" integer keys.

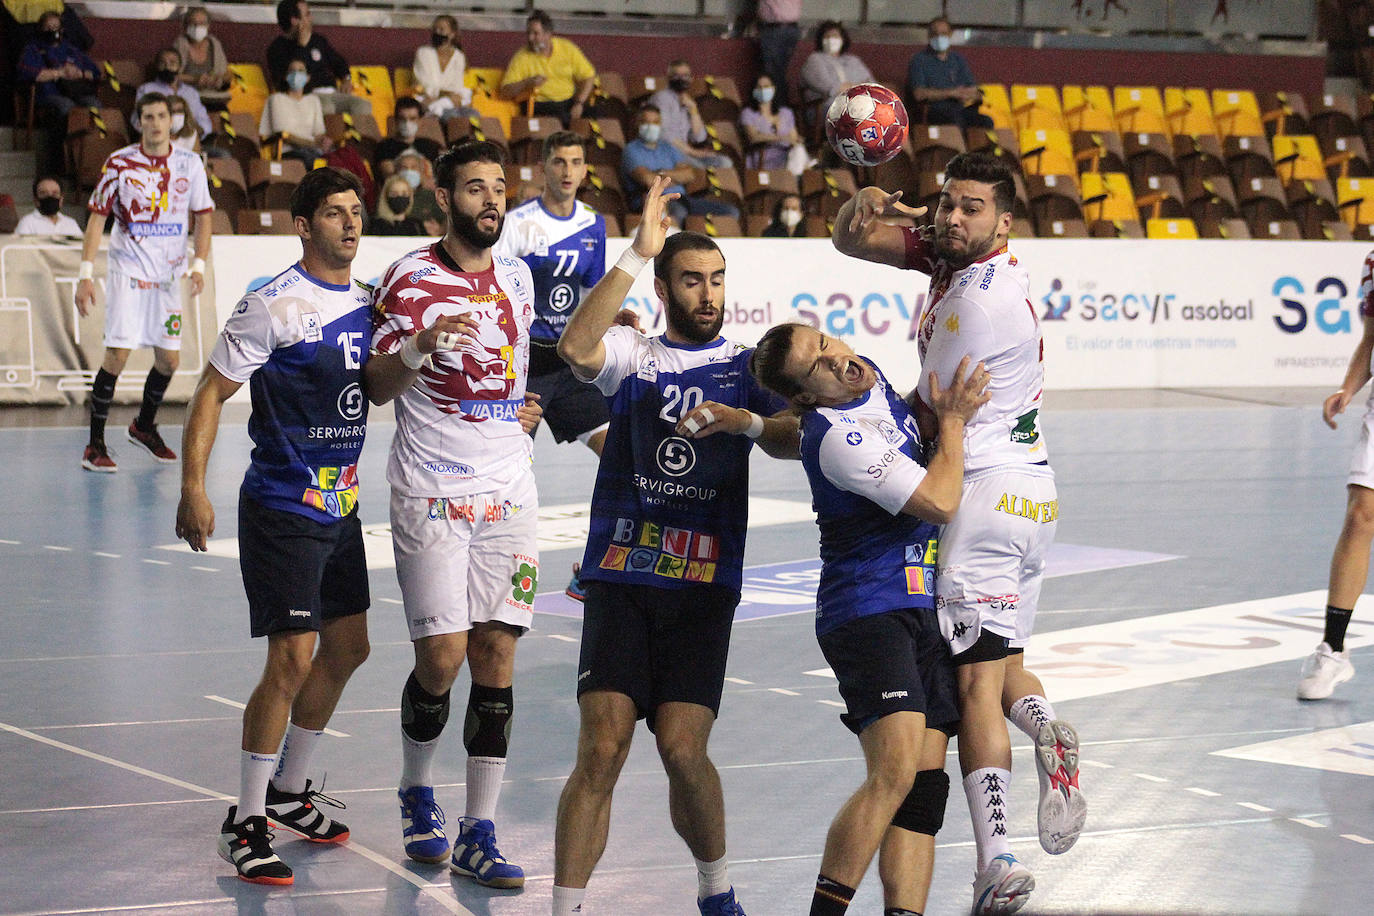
[
  {"left": 508, "top": 115, "right": 563, "bottom": 164},
  {"left": 685, "top": 213, "right": 743, "bottom": 237},
  {"left": 743, "top": 168, "right": 799, "bottom": 215},
  {"left": 801, "top": 168, "right": 858, "bottom": 219},
  {"left": 745, "top": 213, "right": 772, "bottom": 237},
  {"left": 965, "top": 126, "right": 1021, "bottom": 175},
  {"left": 75, "top": 133, "right": 125, "bottom": 192},
  {"left": 1184, "top": 173, "right": 1239, "bottom": 223},
  {"left": 1259, "top": 90, "right": 1309, "bottom": 137},
  {"left": 1173, "top": 133, "right": 1227, "bottom": 182},
  {"left": 686, "top": 166, "right": 745, "bottom": 213},
  {"left": 466, "top": 67, "right": 521, "bottom": 135},
  {"left": 703, "top": 121, "right": 745, "bottom": 171},
  {"left": 977, "top": 83, "right": 1014, "bottom": 130},
  {"left": 590, "top": 72, "right": 631, "bottom": 129},
  {"left": 1336, "top": 176, "right": 1374, "bottom": 227},
  {"left": 693, "top": 75, "right": 742, "bottom": 123},
  {"left": 1009, "top": 217, "right": 1035, "bottom": 239},
  {"left": 236, "top": 209, "right": 295, "bottom": 235},
  {"left": 578, "top": 165, "right": 626, "bottom": 220},
  {"left": 210, "top": 208, "right": 235, "bottom": 234},
  {"left": 1163, "top": 87, "right": 1218, "bottom": 138},
  {"left": 1198, "top": 215, "right": 1251, "bottom": 238},
  {"left": 1318, "top": 134, "right": 1372, "bottom": 179},
  {"left": 1061, "top": 85, "right": 1115, "bottom": 133},
  {"left": 1072, "top": 130, "right": 1125, "bottom": 175},
  {"left": 206, "top": 157, "right": 249, "bottom": 221},
  {"left": 1132, "top": 173, "right": 1186, "bottom": 220},
  {"left": 205, "top": 110, "right": 262, "bottom": 172},
  {"left": 1010, "top": 84, "right": 1066, "bottom": 132},
  {"left": 1272, "top": 135, "right": 1325, "bottom": 182},
  {"left": 626, "top": 74, "right": 660, "bottom": 107},
  {"left": 1322, "top": 220, "right": 1354, "bottom": 240},
  {"left": 393, "top": 66, "right": 416, "bottom": 100},
  {"left": 349, "top": 66, "right": 395, "bottom": 134},
  {"left": 603, "top": 213, "right": 624, "bottom": 237},
  {"left": 1212, "top": 89, "right": 1264, "bottom": 139},
  {"left": 1146, "top": 217, "right": 1198, "bottom": 239},
  {"left": 913, "top": 168, "right": 948, "bottom": 214},
  {"left": 1286, "top": 179, "right": 1340, "bottom": 239},
  {"left": 1236, "top": 175, "right": 1289, "bottom": 225},
  {"left": 802, "top": 214, "right": 831, "bottom": 238},
  {"left": 387, "top": 114, "right": 444, "bottom": 148},
  {"left": 97, "top": 59, "right": 141, "bottom": 114},
  {"left": 227, "top": 63, "right": 270, "bottom": 122},
  {"left": 322, "top": 112, "right": 379, "bottom": 164},
  {"left": 1079, "top": 172, "right": 1136, "bottom": 223},
  {"left": 1223, "top": 133, "right": 1276, "bottom": 184},
  {"left": 1036, "top": 216, "right": 1089, "bottom": 238},
  {"left": 445, "top": 115, "right": 508, "bottom": 149},
  {"left": 1123, "top": 132, "right": 1176, "bottom": 185},
  {"left": 870, "top": 150, "right": 919, "bottom": 204},
  {"left": 65, "top": 106, "right": 129, "bottom": 177},
  {"left": 1247, "top": 217, "right": 1302, "bottom": 239},
  {"left": 1309, "top": 92, "right": 1359, "bottom": 146},
  {"left": 571, "top": 117, "right": 625, "bottom": 167},
  {"left": 1088, "top": 219, "right": 1143, "bottom": 238},
  {"left": 1113, "top": 86, "right": 1168, "bottom": 135},
  {"left": 248, "top": 158, "right": 306, "bottom": 210},
  {"left": 909, "top": 124, "right": 964, "bottom": 175},
  {"left": 1019, "top": 128, "right": 1074, "bottom": 176},
  {"left": 507, "top": 162, "right": 544, "bottom": 203},
  {"left": 1026, "top": 173, "right": 1083, "bottom": 225}
]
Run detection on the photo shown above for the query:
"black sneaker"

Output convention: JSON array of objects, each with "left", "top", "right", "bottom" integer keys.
[
  {"left": 265, "top": 779, "right": 350, "bottom": 843},
  {"left": 218, "top": 806, "right": 293, "bottom": 885}
]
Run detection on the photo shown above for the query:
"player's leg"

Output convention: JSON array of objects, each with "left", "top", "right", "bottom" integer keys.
[
  {"left": 82, "top": 345, "right": 129, "bottom": 472},
  {"left": 878, "top": 728, "right": 951, "bottom": 916},
  {"left": 1301, "top": 481, "right": 1374, "bottom": 698},
  {"left": 125, "top": 279, "right": 183, "bottom": 462}
]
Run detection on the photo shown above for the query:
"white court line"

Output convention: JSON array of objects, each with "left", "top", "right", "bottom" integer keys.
[
  {"left": 768, "top": 687, "right": 801, "bottom": 696},
  {"left": 379, "top": 597, "right": 403, "bottom": 604},
  {"left": 1238, "top": 801, "right": 1274, "bottom": 812},
  {"left": 93, "top": 551, "right": 120, "bottom": 558},
  {"left": 42, "top": 544, "right": 71, "bottom": 551},
  {"left": 1134, "top": 772, "right": 1169, "bottom": 783},
  {"left": 0, "top": 719, "right": 471, "bottom": 915},
  {"left": 546, "top": 633, "right": 577, "bottom": 642},
  {"left": 13, "top": 884, "right": 406, "bottom": 915},
  {"left": 190, "top": 566, "right": 218, "bottom": 572},
  {"left": 1080, "top": 759, "right": 1114, "bottom": 768},
  {"left": 1343, "top": 834, "right": 1374, "bottom": 844},
  {"left": 0, "top": 538, "right": 20, "bottom": 544},
  {"left": 817, "top": 700, "right": 845, "bottom": 708},
  {"left": 203, "top": 695, "right": 350, "bottom": 738},
  {"left": 141, "top": 558, "right": 171, "bottom": 566},
  {"left": 723, "top": 676, "right": 753, "bottom": 685},
  {"left": 1291, "top": 818, "right": 1327, "bottom": 829},
  {"left": 1186, "top": 787, "right": 1222, "bottom": 797}
]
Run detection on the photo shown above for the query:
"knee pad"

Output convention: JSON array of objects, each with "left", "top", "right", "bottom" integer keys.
[
  {"left": 400, "top": 670, "right": 451, "bottom": 743},
  {"left": 464, "top": 683, "right": 513, "bottom": 758},
  {"left": 891, "top": 768, "right": 950, "bottom": 836}
]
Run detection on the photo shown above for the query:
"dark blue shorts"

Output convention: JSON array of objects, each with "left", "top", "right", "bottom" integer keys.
[{"left": 528, "top": 343, "right": 610, "bottom": 443}]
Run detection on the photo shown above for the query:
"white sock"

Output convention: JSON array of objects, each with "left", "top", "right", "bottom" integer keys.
[
  {"left": 273, "top": 723, "right": 324, "bottom": 794},
  {"left": 964, "top": 767, "right": 1013, "bottom": 872},
  {"left": 465, "top": 755, "right": 506, "bottom": 822},
  {"left": 400, "top": 731, "right": 440, "bottom": 790},
  {"left": 695, "top": 854, "right": 731, "bottom": 900},
  {"left": 552, "top": 885, "right": 586, "bottom": 913},
  {"left": 1007, "top": 695, "right": 1057, "bottom": 741},
  {"left": 237, "top": 750, "right": 277, "bottom": 821}
]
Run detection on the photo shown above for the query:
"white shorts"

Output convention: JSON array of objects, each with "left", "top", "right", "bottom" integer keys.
[
  {"left": 104, "top": 268, "right": 183, "bottom": 351},
  {"left": 1348, "top": 412, "right": 1374, "bottom": 489},
  {"left": 390, "top": 470, "right": 539, "bottom": 641},
  {"left": 936, "top": 466, "right": 1058, "bottom": 656}
]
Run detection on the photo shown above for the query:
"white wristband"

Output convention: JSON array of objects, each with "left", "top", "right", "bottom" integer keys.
[
  {"left": 78, "top": 261, "right": 94, "bottom": 281},
  {"left": 191, "top": 257, "right": 206, "bottom": 276},
  {"left": 743, "top": 411, "right": 764, "bottom": 439},
  {"left": 399, "top": 334, "right": 428, "bottom": 371},
  {"left": 615, "top": 246, "right": 651, "bottom": 278}
]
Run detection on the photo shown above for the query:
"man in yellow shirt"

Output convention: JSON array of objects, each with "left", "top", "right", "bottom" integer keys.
[{"left": 499, "top": 10, "right": 595, "bottom": 127}]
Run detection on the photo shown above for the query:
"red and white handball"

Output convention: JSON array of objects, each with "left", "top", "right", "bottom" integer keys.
[{"left": 824, "top": 83, "right": 909, "bottom": 167}]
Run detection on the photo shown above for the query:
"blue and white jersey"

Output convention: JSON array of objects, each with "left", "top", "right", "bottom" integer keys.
[
  {"left": 799, "top": 359, "right": 939, "bottom": 636},
  {"left": 494, "top": 197, "right": 606, "bottom": 344},
  {"left": 210, "top": 264, "right": 372, "bottom": 522},
  {"left": 578, "top": 326, "right": 785, "bottom": 593}
]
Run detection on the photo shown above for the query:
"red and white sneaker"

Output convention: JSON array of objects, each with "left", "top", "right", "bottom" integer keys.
[
  {"left": 127, "top": 421, "right": 177, "bottom": 463},
  {"left": 81, "top": 442, "right": 117, "bottom": 473},
  {"left": 1035, "top": 719, "right": 1086, "bottom": 854}
]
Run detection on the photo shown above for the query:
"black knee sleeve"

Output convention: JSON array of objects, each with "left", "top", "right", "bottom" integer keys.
[
  {"left": 401, "top": 670, "right": 450, "bottom": 743},
  {"left": 891, "top": 768, "right": 950, "bottom": 836},
  {"left": 463, "top": 683, "right": 513, "bottom": 758}
]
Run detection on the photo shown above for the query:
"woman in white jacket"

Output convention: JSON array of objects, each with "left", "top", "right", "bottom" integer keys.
[{"left": 411, "top": 14, "right": 479, "bottom": 122}]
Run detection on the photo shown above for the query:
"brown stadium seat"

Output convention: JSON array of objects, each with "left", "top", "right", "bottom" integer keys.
[
  {"left": 685, "top": 166, "right": 745, "bottom": 214},
  {"left": 1173, "top": 133, "right": 1227, "bottom": 182},
  {"left": 693, "top": 75, "right": 742, "bottom": 123},
  {"left": 1026, "top": 173, "right": 1083, "bottom": 227},
  {"left": 1132, "top": 173, "right": 1186, "bottom": 221},
  {"left": 909, "top": 123, "right": 965, "bottom": 175},
  {"left": 590, "top": 72, "right": 631, "bottom": 131},
  {"left": 445, "top": 115, "right": 507, "bottom": 150},
  {"left": 1318, "top": 134, "right": 1372, "bottom": 180},
  {"left": 1088, "top": 219, "right": 1143, "bottom": 238},
  {"left": 1122, "top": 132, "right": 1176, "bottom": 186},
  {"left": 1259, "top": 90, "right": 1310, "bottom": 137},
  {"left": 577, "top": 165, "right": 627, "bottom": 221},
  {"left": 801, "top": 168, "right": 858, "bottom": 219},
  {"left": 1236, "top": 175, "right": 1289, "bottom": 226},
  {"left": 744, "top": 213, "right": 772, "bottom": 237},
  {"left": 206, "top": 157, "right": 249, "bottom": 222},
  {"left": 236, "top": 209, "right": 296, "bottom": 235},
  {"left": 1009, "top": 217, "right": 1036, "bottom": 239},
  {"left": 386, "top": 114, "right": 445, "bottom": 149},
  {"left": 684, "top": 213, "right": 742, "bottom": 237},
  {"left": 1072, "top": 130, "right": 1126, "bottom": 176},
  {"left": 1036, "top": 216, "right": 1089, "bottom": 238},
  {"left": 743, "top": 168, "right": 799, "bottom": 216},
  {"left": 210, "top": 208, "right": 235, "bottom": 234},
  {"left": 508, "top": 115, "right": 563, "bottom": 165},
  {"left": 1285, "top": 178, "right": 1341, "bottom": 238},
  {"left": 1247, "top": 217, "right": 1302, "bottom": 240},
  {"left": 1184, "top": 173, "right": 1240, "bottom": 224},
  {"left": 1198, "top": 215, "right": 1251, "bottom": 239},
  {"left": 1309, "top": 92, "right": 1359, "bottom": 147},
  {"left": 247, "top": 158, "right": 307, "bottom": 210},
  {"left": 571, "top": 117, "right": 625, "bottom": 167}
]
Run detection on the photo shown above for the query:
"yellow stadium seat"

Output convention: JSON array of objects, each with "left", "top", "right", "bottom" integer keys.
[
  {"left": 1011, "top": 84, "right": 1066, "bottom": 132},
  {"left": 227, "top": 62, "right": 269, "bottom": 122},
  {"left": 465, "top": 67, "right": 520, "bottom": 135},
  {"left": 978, "top": 83, "right": 1014, "bottom": 130},
  {"left": 1164, "top": 87, "right": 1217, "bottom": 138},
  {"left": 1212, "top": 89, "right": 1264, "bottom": 138},
  {"left": 1113, "top": 87, "right": 1168, "bottom": 135},
  {"left": 393, "top": 66, "right": 416, "bottom": 100},
  {"left": 1062, "top": 85, "right": 1115, "bottom": 132},
  {"left": 1080, "top": 171, "right": 1137, "bottom": 222},
  {"left": 1019, "top": 128, "right": 1074, "bottom": 176},
  {"left": 1336, "top": 177, "right": 1374, "bottom": 227},
  {"left": 1147, "top": 217, "right": 1199, "bottom": 239},
  {"left": 1272, "top": 135, "right": 1325, "bottom": 182},
  {"left": 349, "top": 65, "right": 395, "bottom": 134}
]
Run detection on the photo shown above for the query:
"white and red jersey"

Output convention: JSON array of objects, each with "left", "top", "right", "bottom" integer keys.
[
  {"left": 905, "top": 227, "right": 1048, "bottom": 473},
  {"left": 88, "top": 143, "right": 212, "bottom": 282},
  {"left": 371, "top": 242, "right": 536, "bottom": 498}
]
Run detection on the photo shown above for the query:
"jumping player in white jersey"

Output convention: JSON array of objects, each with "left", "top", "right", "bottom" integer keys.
[
  {"left": 177, "top": 167, "right": 374, "bottom": 885},
  {"left": 366, "top": 139, "right": 541, "bottom": 891},
  {"left": 76, "top": 91, "right": 213, "bottom": 473},
  {"left": 1299, "top": 247, "right": 1374, "bottom": 700},
  {"left": 833, "top": 151, "right": 1086, "bottom": 915}
]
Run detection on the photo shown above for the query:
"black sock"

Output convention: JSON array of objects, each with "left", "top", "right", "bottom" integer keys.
[
  {"left": 400, "top": 671, "right": 451, "bottom": 743},
  {"left": 1325, "top": 605, "right": 1354, "bottom": 652},
  {"left": 89, "top": 368, "right": 117, "bottom": 444},
  {"left": 136, "top": 367, "right": 173, "bottom": 431},
  {"left": 885, "top": 909, "right": 922, "bottom": 916},
  {"left": 810, "top": 875, "right": 855, "bottom": 916}
]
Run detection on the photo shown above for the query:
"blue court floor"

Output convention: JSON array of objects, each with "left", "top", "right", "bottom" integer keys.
[{"left": 0, "top": 386, "right": 1370, "bottom": 915}]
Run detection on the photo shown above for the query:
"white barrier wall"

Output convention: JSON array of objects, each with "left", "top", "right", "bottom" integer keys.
[{"left": 212, "top": 236, "right": 1370, "bottom": 394}]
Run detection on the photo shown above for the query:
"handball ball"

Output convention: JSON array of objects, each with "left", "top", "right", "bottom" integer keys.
[{"left": 825, "top": 83, "right": 909, "bottom": 167}]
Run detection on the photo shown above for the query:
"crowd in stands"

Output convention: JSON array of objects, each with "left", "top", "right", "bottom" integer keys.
[{"left": 1, "top": 1, "right": 1364, "bottom": 244}]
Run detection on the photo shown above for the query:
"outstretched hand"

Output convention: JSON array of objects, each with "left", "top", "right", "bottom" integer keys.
[
  {"left": 631, "top": 174, "right": 681, "bottom": 261},
  {"left": 847, "top": 186, "right": 927, "bottom": 236}
]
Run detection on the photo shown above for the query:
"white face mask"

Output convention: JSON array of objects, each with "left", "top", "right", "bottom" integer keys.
[
  {"left": 638, "top": 123, "right": 661, "bottom": 144},
  {"left": 823, "top": 36, "right": 843, "bottom": 55},
  {"left": 187, "top": 24, "right": 208, "bottom": 42},
  {"left": 931, "top": 35, "right": 951, "bottom": 53},
  {"left": 170, "top": 113, "right": 186, "bottom": 133},
  {"left": 780, "top": 208, "right": 802, "bottom": 229},
  {"left": 398, "top": 119, "right": 418, "bottom": 140}
]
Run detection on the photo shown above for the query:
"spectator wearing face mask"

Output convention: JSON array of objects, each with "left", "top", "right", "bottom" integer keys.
[
  {"left": 368, "top": 173, "right": 426, "bottom": 236},
  {"left": 267, "top": 0, "right": 372, "bottom": 120},
  {"left": 17, "top": 10, "right": 98, "bottom": 124},
  {"left": 761, "top": 193, "right": 806, "bottom": 238},
  {"left": 173, "top": 7, "right": 231, "bottom": 109},
  {"left": 260, "top": 59, "right": 331, "bottom": 164},
  {"left": 167, "top": 95, "right": 201, "bottom": 152},
  {"left": 390, "top": 149, "right": 443, "bottom": 235},
  {"left": 137, "top": 47, "right": 214, "bottom": 136},
  {"left": 647, "top": 59, "right": 731, "bottom": 169},
  {"left": 15, "top": 175, "right": 81, "bottom": 237},
  {"left": 621, "top": 103, "right": 739, "bottom": 227},
  {"left": 374, "top": 98, "right": 440, "bottom": 174},
  {"left": 799, "top": 20, "right": 872, "bottom": 133},
  {"left": 904, "top": 16, "right": 992, "bottom": 128},
  {"left": 411, "top": 14, "right": 478, "bottom": 122},
  {"left": 739, "top": 74, "right": 802, "bottom": 171}
]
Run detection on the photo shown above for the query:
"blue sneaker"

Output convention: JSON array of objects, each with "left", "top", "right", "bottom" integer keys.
[
  {"left": 450, "top": 816, "right": 525, "bottom": 888},
  {"left": 699, "top": 887, "right": 746, "bottom": 915},
  {"left": 565, "top": 563, "right": 586, "bottom": 602},
  {"left": 398, "top": 786, "right": 449, "bottom": 864}
]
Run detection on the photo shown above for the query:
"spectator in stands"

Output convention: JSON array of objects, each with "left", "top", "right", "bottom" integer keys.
[
  {"left": 412, "top": 14, "right": 478, "bottom": 123},
  {"left": 622, "top": 104, "right": 739, "bottom": 228},
  {"left": 374, "top": 97, "right": 440, "bottom": 174},
  {"left": 761, "top": 192, "right": 805, "bottom": 238},
  {"left": 648, "top": 59, "right": 732, "bottom": 169},
  {"left": 167, "top": 94, "right": 201, "bottom": 152},
  {"left": 3, "top": 1, "right": 90, "bottom": 131},
  {"left": 393, "top": 149, "right": 442, "bottom": 235},
  {"left": 137, "top": 48, "right": 214, "bottom": 137},
  {"left": 15, "top": 175, "right": 81, "bottom": 237},
  {"left": 16, "top": 10, "right": 99, "bottom": 133},
  {"left": 756, "top": 0, "right": 800, "bottom": 108},
  {"left": 740, "top": 74, "right": 803, "bottom": 172},
  {"left": 498, "top": 10, "right": 595, "bottom": 128},
  {"left": 174, "top": 7, "right": 231, "bottom": 111},
  {"left": 267, "top": 0, "right": 372, "bottom": 120},
  {"left": 905, "top": 17, "right": 992, "bottom": 129},
  {"left": 368, "top": 173, "right": 426, "bottom": 236},
  {"left": 799, "top": 20, "right": 872, "bottom": 134},
  {"left": 260, "top": 59, "right": 331, "bottom": 165}
]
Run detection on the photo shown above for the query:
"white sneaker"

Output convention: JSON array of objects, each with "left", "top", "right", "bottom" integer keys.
[
  {"left": 1297, "top": 641, "right": 1354, "bottom": 700},
  {"left": 1035, "top": 720, "right": 1087, "bottom": 854},
  {"left": 972, "top": 853, "right": 1034, "bottom": 915}
]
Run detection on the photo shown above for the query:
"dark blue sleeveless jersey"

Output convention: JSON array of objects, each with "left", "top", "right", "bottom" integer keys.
[{"left": 495, "top": 197, "right": 607, "bottom": 344}]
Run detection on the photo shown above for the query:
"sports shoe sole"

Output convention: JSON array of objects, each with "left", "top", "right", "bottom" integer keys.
[
  {"left": 81, "top": 458, "right": 117, "bottom": 472},
  {"left": 126, "top": 428, "right": 177, "bottom": 463},
  {"left": 974, "top": 864, "right": 1034, "bottom": 915},
  {"left": 450, "top": 859, "right": 525, "bottom": 888},
  {"left": 406, "top": 845, "right": 452, "bottom": 865},
  {"left": 1297, "top": 665, "right": 1354, "bottom": 700},
  {"left": 1036, "top": 720, "right": 1087, "bottom": 855}
]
